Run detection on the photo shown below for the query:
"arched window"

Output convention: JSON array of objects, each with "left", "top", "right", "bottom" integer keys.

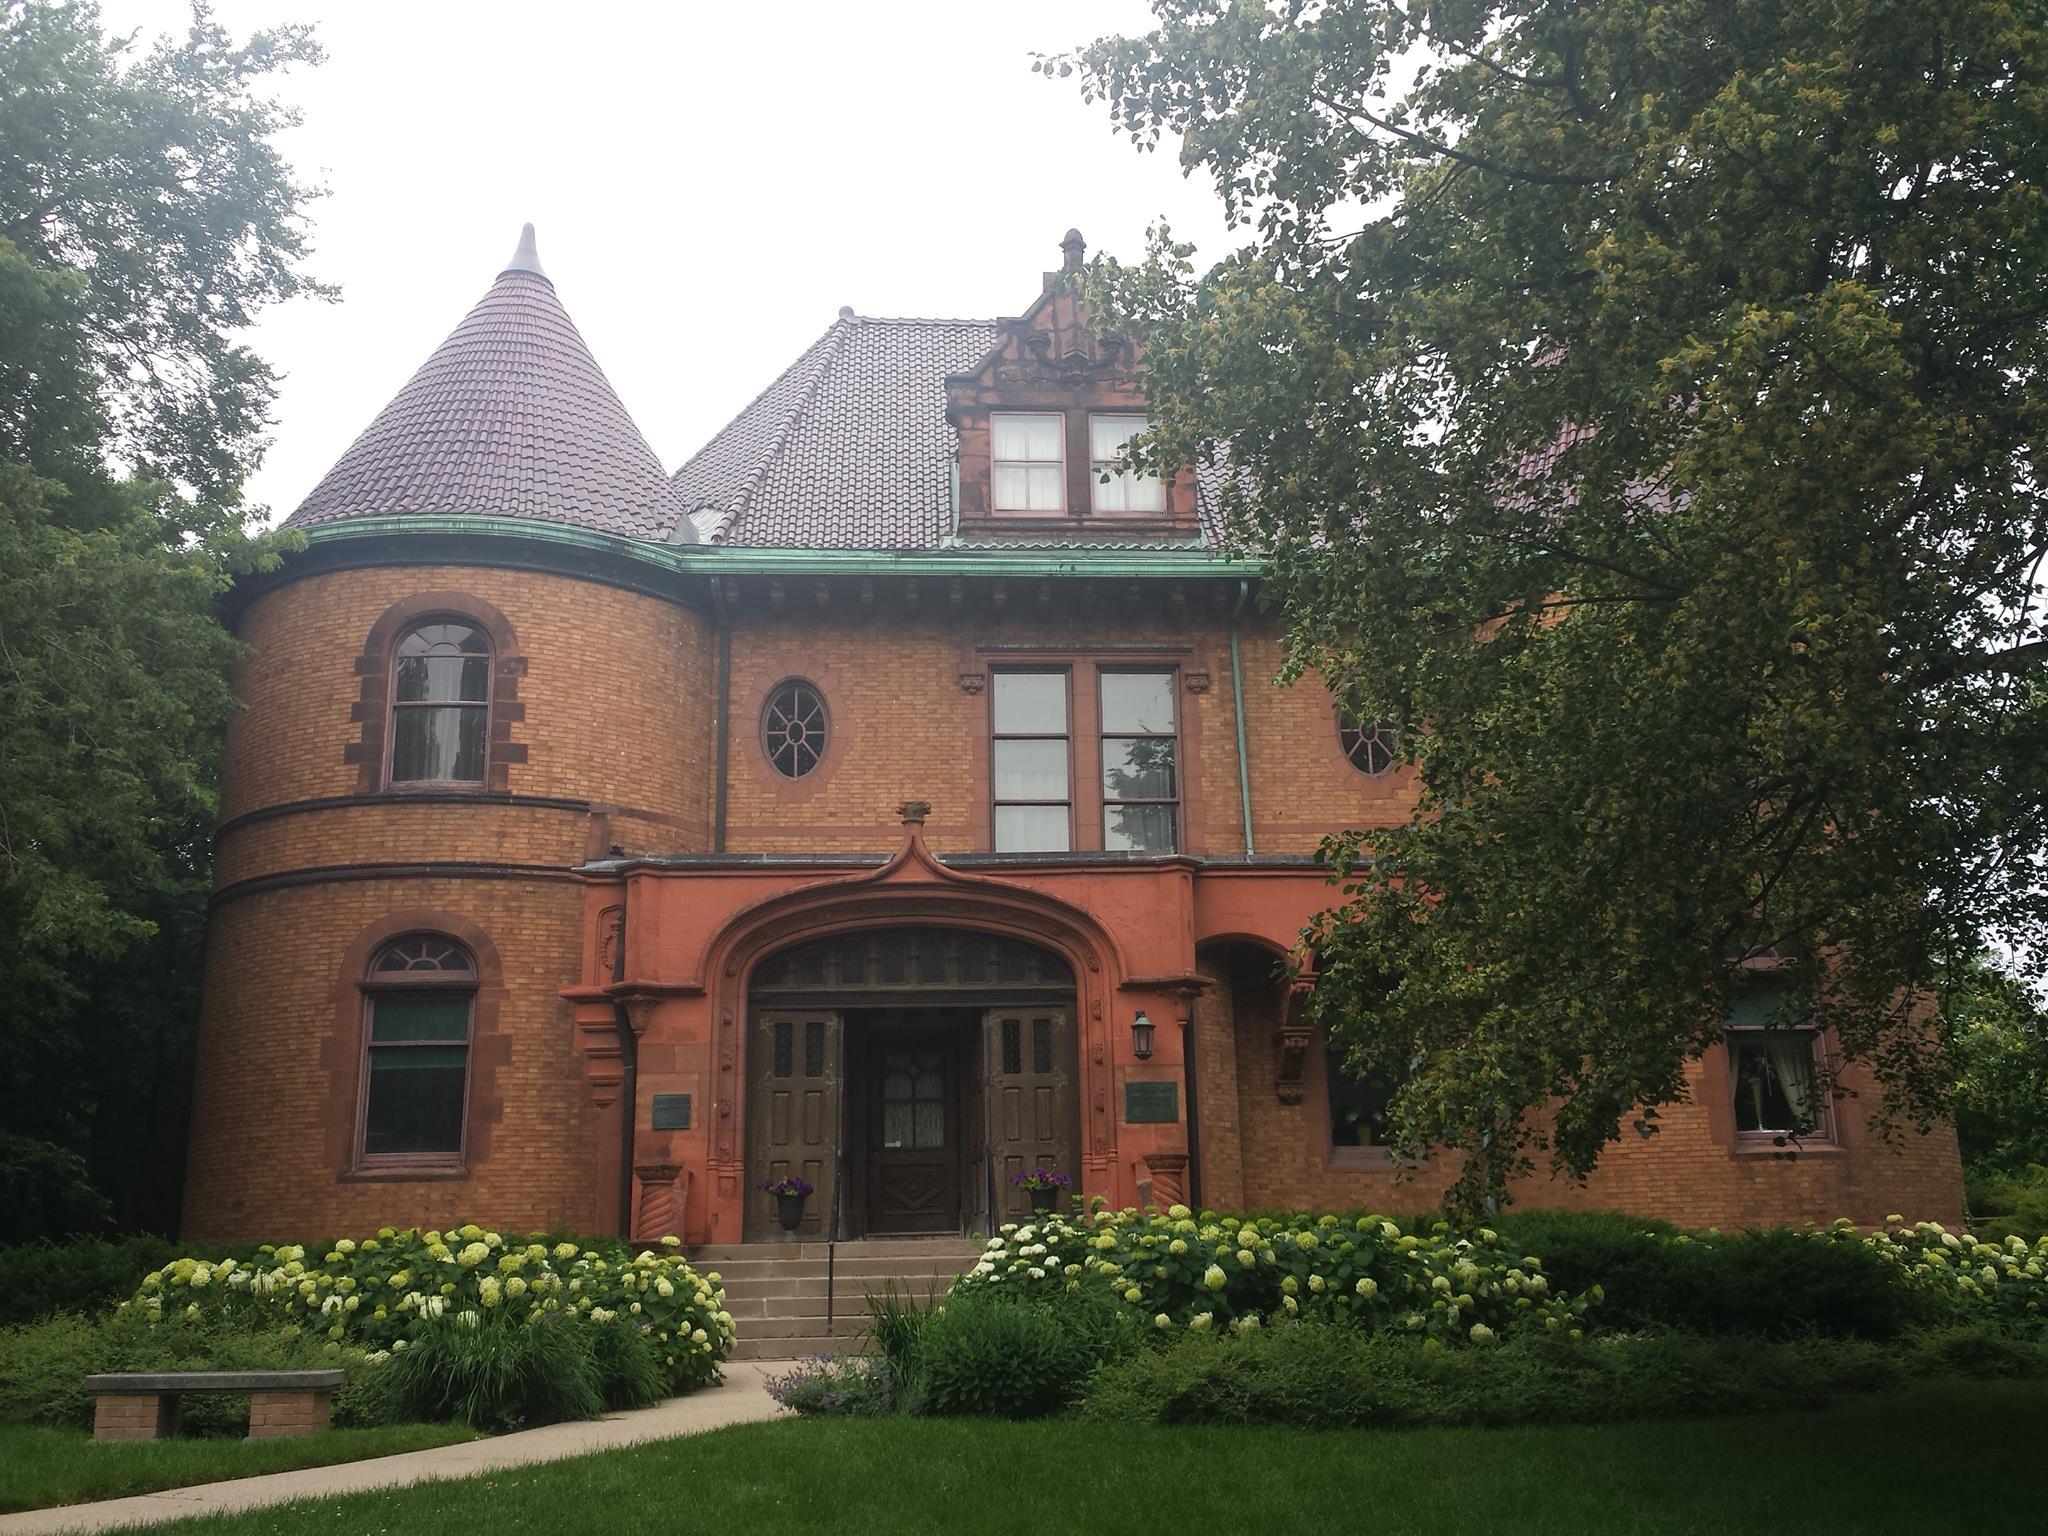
[
  {"left": 359, "top": 935, "right": 475, "bottom": 1163},
  {"left": 389, "top": 622, "right": 491, "bottom": 784},
  {"left": 1338, "top": 712, "right": 1401, "bottom": 776},
  {"left": 762, "top": 680, "right": 828, "bottom": 778}
]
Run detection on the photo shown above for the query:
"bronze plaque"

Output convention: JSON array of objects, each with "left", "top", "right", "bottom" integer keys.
[
  {"left": 1123, "top": 1081, "right": 1178, "bottom": 1124},
  {"left": 651, "top": 1093, "right": 692, "bottom": 1131}
]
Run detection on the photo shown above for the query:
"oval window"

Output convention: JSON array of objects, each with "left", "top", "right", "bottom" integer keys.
[
  {"left": 1339, "top": 713, "right": 1400, "bottom": 776},
  {"left": 762, "top": 680, "right": 828, "bottom": 778}
]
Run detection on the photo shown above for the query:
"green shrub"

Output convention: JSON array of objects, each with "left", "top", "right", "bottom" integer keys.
[
  {"left": 330, "top": 1355, "right": 410, "bottom": 1430},
  {"left": 1968, "top": 1165, "right": 2048, "bottom": 1244},
  {"left": 381, "top": 1315, "right": 604, "bottom": 1432},
  {"left": 1078, "top": 1319, "right": 2035, "bottom": 1431},
  {"left": 918, "top": 1292, "right": 1123, "bottom": 1419},
  {"left": 0, "top": 1236, "right": 182, "bottom": 1326},
  {"left": 764, "top": 1355, "right": 899, "bottom": 1417},
  {"left": 1493, "top": 1211, "right": 1921, "bottom": 1338},
  {"left": 0, "top": 1310, "right": 352, "bottom": 1433}
]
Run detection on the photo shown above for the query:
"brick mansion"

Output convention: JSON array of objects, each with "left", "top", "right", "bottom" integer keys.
[{"left": 180, "top": 227, "right": 1964, "bottom": 1243}]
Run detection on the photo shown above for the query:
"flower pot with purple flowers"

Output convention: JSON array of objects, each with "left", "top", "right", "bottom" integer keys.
[
  {"left": 759, "top": 1174, "right": 814, "bottom": 1232},
  {"left": 1011, "top": 1166, "right": 1073, "bottom": 1214}
]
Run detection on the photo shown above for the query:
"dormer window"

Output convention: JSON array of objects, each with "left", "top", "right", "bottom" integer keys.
[
  {"left": 992, "top": 413, "right": 1065, "bottom": 513},
  {"left": 1090, "top": 416, "right": 1164, "bottom": 513}
]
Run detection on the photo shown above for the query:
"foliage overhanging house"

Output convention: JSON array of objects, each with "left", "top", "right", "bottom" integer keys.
[{"left": 182, "top": 228, "right": 1964, "bottom": 1243}]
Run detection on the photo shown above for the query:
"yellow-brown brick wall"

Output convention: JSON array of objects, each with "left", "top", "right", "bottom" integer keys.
[
  {"left": 1198, "top": 950, "right": 1964, "bottom": 1227},
  {"left": 221, "top": 564, "right": 713, "bottom": 837},
  {"left": 1233, "top": 624, "right": 1419, "bottom": 855},
  {"left": 215, "top": 801, "right": 597, "bottom": 891},
  {"left": 720, "top": 606, "right": 1414, "bottom": 856},
  {"left": 183, "top": 877, "right": 599, "bottom": 1242}
]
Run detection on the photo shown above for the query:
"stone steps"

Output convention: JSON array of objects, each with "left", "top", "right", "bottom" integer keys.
[{"left": 697, "top": 1237, "right": 978, "bottom": 1362}]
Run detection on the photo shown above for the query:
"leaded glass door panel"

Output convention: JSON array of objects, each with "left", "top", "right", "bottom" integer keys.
[{"left": 865, "top": 1029, "right": 962, "bottom": 1234}]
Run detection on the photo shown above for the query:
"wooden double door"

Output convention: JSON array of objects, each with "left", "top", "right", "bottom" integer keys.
[{"left": 745, "top": 1004, "right": 1075, "bottom": 1240}]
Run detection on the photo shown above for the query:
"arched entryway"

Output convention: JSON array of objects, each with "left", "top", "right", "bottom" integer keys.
[{"left": 743, "top": 927, "right": 1080, "bottom": 1240}]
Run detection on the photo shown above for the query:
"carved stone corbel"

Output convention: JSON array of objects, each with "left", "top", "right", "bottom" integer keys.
[{"left": 1275, "top": 978, "right": 1316, "bottom": 1105}]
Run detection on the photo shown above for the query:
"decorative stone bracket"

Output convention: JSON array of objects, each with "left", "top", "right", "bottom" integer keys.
[{"left": 1275, "top": 976, "right": 1316, "bottom": 1105}]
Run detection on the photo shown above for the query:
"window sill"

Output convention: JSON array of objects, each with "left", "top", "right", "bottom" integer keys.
[
  {"left": 1732, "top": 1136, "right": 1843, "bottom": 1157},
  {"left": 1325, "top": 1146, "right": 1413, "bottom": 1171},
  {"left": 339, "top": 1164, "right": 471, "bottom": 1183}
]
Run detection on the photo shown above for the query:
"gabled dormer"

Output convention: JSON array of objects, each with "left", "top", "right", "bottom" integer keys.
[{"left": 945, "top": 231, "right": 1202, "bottom": 542}]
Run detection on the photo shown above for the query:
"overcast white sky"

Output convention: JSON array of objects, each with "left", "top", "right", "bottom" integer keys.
[{"left": 96, "top": 1, "right": 1239, "bottom": 522}]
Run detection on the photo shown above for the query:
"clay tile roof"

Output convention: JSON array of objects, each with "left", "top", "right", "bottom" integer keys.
[
  {"left": 287, "top": 225, "right": 690, "bottom": 542},
  {"left": 673, "top": 313, "right": 1231, "bottom": 551}
]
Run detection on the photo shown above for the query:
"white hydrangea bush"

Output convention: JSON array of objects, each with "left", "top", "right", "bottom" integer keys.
[
  {"left": 123, "top": 1224, "right": 735, "bottom": 1391},
  {"left": 952, "top": 1206, "right": 1596, "bottom": 1345},
  {"left": 1854, "top": 1217, "right": 2048, "bottom": 1327}
]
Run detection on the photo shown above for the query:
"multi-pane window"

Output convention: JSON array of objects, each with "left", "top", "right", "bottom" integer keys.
[
  {"left": 1100, "top": 670, "right": 1178, "bottom": 852},
  {"left": 361, "top": 936, "right": 474, "bottom": 1161},
  {"left": 993, "top": 671, "right": 1071, "bottom": 852},
  {"left": 762, "top": 679, "right": 828, "bottom": 778},
  {"left": 1089, "top": 415, "right": 1165, "bottom": 513},
  {"left": 880, "top": 1045, "right": 946, "bottom": 1150},
  {"left": 992, "top": 413, "right": 1065, "bottom": 513},
  {"left": 390, "top": 622, "right": 490, "bottom": 783},
  {"left": 1339, "top": 713, "right": 1401, "bottom": 776},
  {"left": 1727, "top": 986, "right": 1828, "bottom": 1138},
  {"left": 1326, "top": 1045, "right": 1398, "bottom": 1149}
]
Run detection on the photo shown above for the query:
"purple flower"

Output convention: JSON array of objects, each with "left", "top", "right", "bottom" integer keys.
[
  {"left": 759, "top": 1175, "right": 814, "bottom": 1197},
  {"left": 1010, "top": 1168, "right": 1074, "bottom": 1191}
]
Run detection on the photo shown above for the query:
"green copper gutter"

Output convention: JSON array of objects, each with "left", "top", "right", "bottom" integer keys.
[{"left": 298, "top": 515, "right": 1265, "bottom": 581}]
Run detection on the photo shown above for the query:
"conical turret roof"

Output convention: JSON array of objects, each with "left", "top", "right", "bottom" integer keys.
[{"left": 288, "top": 225, "right": 690, "bottom": 541}]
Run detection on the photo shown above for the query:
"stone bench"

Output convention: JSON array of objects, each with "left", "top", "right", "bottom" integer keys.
[{"left": 84, "top": 1370, "right": 347, "bottom": 1441}]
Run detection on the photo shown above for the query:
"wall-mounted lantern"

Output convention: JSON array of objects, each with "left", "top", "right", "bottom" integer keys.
[{"left": 1131, "top": 1010, "right": 1156, "bottom": 1061}]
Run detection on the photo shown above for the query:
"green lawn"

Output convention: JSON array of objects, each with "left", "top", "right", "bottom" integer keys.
[
  {"left": 0, "top": 1422, "right": 478, "bottom": 1513},
  {"left": 103, "top": 1381, "right": 2048, "bottom": 1536}
]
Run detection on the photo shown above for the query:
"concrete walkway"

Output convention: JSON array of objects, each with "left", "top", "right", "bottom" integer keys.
[{"left": 1, "top": 1363, "right": 790, "bottom": 1536}]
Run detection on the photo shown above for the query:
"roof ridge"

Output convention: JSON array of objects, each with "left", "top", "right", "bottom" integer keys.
[
  {"left": 843, "top": 313, "right": 997, "bottom": 328},
  {"left": 674, "top": 316, "right": 851, "bottom": 543},
  {"left": 727, "top": 315, "right": 868, "bottom": 543},
  {"left": 694, "top": 314, "right": 858, "bottom": 544}
]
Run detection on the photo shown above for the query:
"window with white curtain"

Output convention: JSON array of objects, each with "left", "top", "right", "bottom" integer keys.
[
  {"left": 1727, "top": 985, "right": 1829, "bottom": 1139},
  {"left": 1089, "top": 415, "right": 1165, "bottom": 513},
  {"left": 992, "top": 413, "right": 1065, "bottom": 513}
]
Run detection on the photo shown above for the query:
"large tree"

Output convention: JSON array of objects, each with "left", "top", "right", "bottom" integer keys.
[
  {"left": 1058, "top": 0, "right": 2048, "bottom": 1210},
  {"left": 0, "top": 1, "right": 323, "bottom": 1239}
]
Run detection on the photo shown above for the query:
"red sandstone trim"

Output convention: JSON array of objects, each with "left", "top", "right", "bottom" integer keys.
[{"left": 344, "top": 591, "right": 527, "bottom": 794}]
